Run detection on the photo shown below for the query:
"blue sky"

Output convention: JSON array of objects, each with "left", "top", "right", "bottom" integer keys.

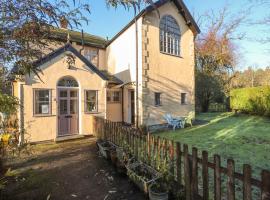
[{"left": 78, "top": 0, "right": 269, "bottom": 70}]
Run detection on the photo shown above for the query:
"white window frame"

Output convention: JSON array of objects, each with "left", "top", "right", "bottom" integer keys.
[
  {"left": 33, "top": 89, "right": 52, "bottom": 116},
  {"left": 85, "top": 90, "right": 98, "bottom": 113},
  {"left": 107, "top": 90, "right": 121, "bottom": 103},
  {"left": 160, "top": 15, "right": 181, "bottom": 56}
]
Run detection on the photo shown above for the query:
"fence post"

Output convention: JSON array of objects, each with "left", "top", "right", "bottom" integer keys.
[
  {"left": 214, "top": 154, "right": 221, "bottom": 200},
  {"left": 227, "top": 159, "right": 235, "bottom": 200},
  {"left": 202, "top": 151, "right": 209, "bottom": 200},
  {"left": 262, "top": 170, "right": 270, "bottom": 200},
  {"left": 176, "top": 142, "right": 182, "bottom": 185},
  {"left": 147, "top": 133, "right": 151, "bottom": 165},
  {"left": 184, "top": 144, "right": 191, "bottom": 200},
  {"left": 157, "top": 137, "right": 161, "bottom": 170},
  {"left": 152, "top": 136, "right": 157, "bottom": 168},
  {"left": 243, "top": 164, "right": 252, "bottom": 200},
  {"left": 169, "top": 140, "right": 174, "bottom": 178},
  {"left": 191, "top": 147, "right": 198, "bottom": 199}
]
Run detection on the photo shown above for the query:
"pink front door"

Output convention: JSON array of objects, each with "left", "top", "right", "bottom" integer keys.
[{"left": 58, "top": 89, "right": 79, "bottom": 136}]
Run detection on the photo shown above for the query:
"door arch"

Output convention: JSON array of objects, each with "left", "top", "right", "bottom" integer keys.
[{"left": 57, "top": 76, "right": 79, "bottom": 136}]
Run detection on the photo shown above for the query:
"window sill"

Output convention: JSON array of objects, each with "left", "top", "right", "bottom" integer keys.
[
  {"left": 33, "top": 114, "right": 55, "bottom": 118},
  {"left": 85, "top": 112, "right": 100, "bottom": 114},
  {"left": 154, "top": 105, "right": 162, "bottom": 107},
  {"left": 107, "top": 102, "right": 121, "bottom": 104},
  {"left": 160, "top": 51, "right": 183, "bottom": 58}
]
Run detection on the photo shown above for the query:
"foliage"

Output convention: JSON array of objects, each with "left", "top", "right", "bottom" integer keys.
[
  {"left": 230, "top": 86, "right": 270, "bottom": 116},
  {"left": 231, "top": 67, "right": 270, "bottom": 88},
  {"left": 0, "top": 93, "right": 19, "bottom": 115},
  {"left": 0, "top": 0, "right": 90, "bottom": 77},
  {"left": 196, "top": 71, "right": 226, "bottom": 112}
]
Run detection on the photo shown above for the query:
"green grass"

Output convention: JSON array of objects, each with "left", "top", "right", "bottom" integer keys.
[{"left": 157, "top": 112, "right": 270, "bottom": 178}]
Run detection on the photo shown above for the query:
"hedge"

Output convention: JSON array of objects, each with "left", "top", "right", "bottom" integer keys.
[{"left": 230, "top": 86, "right": 270, "bottom": 116}]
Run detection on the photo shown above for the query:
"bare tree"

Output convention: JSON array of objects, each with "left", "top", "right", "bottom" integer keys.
[
  {"left": 0, "top": 0, "right": 90, "bottom": 77},
  {"left": 195, "top": 6, "right": 249, "bottom": 112}
]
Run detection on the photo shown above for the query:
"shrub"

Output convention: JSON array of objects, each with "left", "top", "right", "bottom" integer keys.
[{"left": 230, "top": 86, "right": 270, "bottom": 116}]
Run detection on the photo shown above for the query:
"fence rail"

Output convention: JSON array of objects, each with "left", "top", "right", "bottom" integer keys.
[{"left": 92, "top": 116, "right": 270, "bottom": 200}]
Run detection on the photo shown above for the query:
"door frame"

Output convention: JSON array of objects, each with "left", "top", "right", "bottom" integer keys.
[
  {"left": 128, "top": 89, "right": 135, "bottom": 125},
  {"left": 57, "top": 86, "right": 81, "bottom": 137}
]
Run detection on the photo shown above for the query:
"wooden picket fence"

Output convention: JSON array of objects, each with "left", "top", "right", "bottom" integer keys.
[{"left": 92, "top": 116, "right": 270, "bottom": 200}]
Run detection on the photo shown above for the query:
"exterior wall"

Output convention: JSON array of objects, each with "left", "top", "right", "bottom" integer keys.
[
  {"left": 106, "top": 88, "right": 122, "bottom": 122},
  {"left": 106, "top": 18, "right": 143, "bottom": 124},
  {"left": 141, "top": 2, "right": 195, "bottom": 126},
  {"left": 21, "top": 51, "right": 106, "bottom": 142}
]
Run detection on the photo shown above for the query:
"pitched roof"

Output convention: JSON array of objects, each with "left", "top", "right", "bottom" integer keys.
[
  {"left": 107, "top": 0, "right": 200, "bottom": 46},
  {"left": 100, "top": 70, "right": 123, "bottom": 84},
  {"left": 50, "top": 28, "right": 108, "bottom": 49},
  {"left": 11, "top": 43, "right": 122, "bottom": 84}
]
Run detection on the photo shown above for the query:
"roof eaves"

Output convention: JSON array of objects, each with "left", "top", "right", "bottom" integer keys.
[
  {"left": 106, "top": 0, "right": 200, "bottom": 46},
  {"left": 31, "top": 43, "right": 109, "bottom": 81}
]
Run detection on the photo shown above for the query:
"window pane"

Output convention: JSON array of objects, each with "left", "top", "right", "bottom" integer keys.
[
  {"left": 86, "top": 90, "right": 98, "bottom": 112},
  {"left": 60, "top": 99, "right": 68, "bottom": 115},
  {"left": 181, "top": 93, "right": 187, "bottom": 104},
  {"left": 70, "top": 90, "right": 78, "bottom": 98},
  {"left": 86, "top": 91, "right": 97, "bottom": 101},
  {"left": 155, "top": 93, "right": 161, "bottom": 106},
  {"left": 70, "top": 99, "right": 78, "bottom": 114},
  {"left": 58, "top": 77, "right": 78, "bottom": 87},
  {"left": 113, "top": 92, "right": 120, "bottom": 102},
  {"left": 86, "top": 102, "right": 97, "bottom": 112},
  {"left": 60, "top": 90, "right": 67, "bottom": 98}
]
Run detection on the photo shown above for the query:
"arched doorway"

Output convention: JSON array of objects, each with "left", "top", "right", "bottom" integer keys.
[{"left": 57, "top": 76, "right": 79, "bottom": 136}]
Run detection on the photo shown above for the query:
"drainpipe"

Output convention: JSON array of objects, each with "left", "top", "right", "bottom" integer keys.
[
  {"left": 121, "top": 86, "right": 124, "bottom": 123},
  {"left": 135, "top": 14, "right": 139, "bottom": 129}
]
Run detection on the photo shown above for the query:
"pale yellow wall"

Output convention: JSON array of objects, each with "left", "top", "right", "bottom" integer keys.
[
  {"left": 106, "top": 88, "right": 122, "bottom": 122},
  {"left": 141, "top": 2, "right": 195, "bottom": 125},
  {"left": 21, "top": 51, "right": 106, "bottom": 142}
]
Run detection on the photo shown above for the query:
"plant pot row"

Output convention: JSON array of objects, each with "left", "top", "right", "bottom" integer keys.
[{"left": 96, "top": 139, "right": 169, "bottom": 200}]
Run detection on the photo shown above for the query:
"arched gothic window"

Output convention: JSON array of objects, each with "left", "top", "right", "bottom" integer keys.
[
  {"left": 160, "top": 15, "right": 181, "bottom": 56},
  {"left": 57, "top": 77, "right": 79, "bottom": 87}
]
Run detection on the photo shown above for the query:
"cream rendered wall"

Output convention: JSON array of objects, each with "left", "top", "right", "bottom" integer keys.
[
  {"left": 22, "top": 51, "right": 106, "bottom": 142},
  {"left": 106, "top": 18, "right": 143, "bottom": 123},
  {"left": 141, "top": 2, "right": 195, "bottom": 126}
]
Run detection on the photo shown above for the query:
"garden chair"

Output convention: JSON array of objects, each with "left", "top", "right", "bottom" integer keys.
[
  {"left": 164, "top": 114, "right": 182, "bottom": 131},
  {"left": 183, "top": 112, "right": 194, "bottom": 127}
]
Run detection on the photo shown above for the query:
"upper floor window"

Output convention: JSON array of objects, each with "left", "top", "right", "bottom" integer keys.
[
  {"left": 84, "top": 49, "right": 98, "bottom": 66},
  {"left": 160, "top": 15, "right": 181, "bottom": 56}
]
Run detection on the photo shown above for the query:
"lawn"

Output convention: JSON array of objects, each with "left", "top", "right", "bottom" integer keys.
[{"left": 157, "top": 112, "right": 270, "bottom": 178}]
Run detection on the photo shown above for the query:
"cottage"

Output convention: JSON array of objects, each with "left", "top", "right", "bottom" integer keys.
[{"left": 12, "top": 0, "right": 200, "bottom": 142}]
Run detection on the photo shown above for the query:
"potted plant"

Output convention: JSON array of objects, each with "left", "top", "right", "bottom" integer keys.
[
  {"left": 126, "top": 162, "right": 160, "bottom": 193},
  {"left": 110, "top": 148, "right": 117, "bottom": 166},
  {"left": 149, "top": 180, "right": 169, "bottom": 200},
  {"left": 96, "top": 140, "right": 116, "bottom": 160}
]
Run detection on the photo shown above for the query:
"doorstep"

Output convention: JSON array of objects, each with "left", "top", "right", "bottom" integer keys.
[{"left": 55, "top": 134, "right": 86, "bottom": 142}]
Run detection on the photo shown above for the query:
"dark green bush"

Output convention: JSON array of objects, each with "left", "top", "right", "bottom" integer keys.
[{"left": 230, "top": 86, "right": 270, "bottom": 116}]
